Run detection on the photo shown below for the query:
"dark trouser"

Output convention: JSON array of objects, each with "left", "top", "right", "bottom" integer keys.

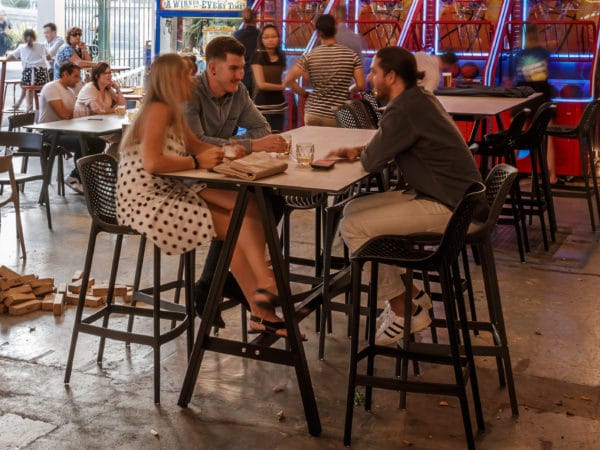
[{"left": 43, "top": 133, "right": 106, "bottom": 179}]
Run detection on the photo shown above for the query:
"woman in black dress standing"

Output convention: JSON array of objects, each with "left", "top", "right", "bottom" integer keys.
[{"left": 250, "top": 24, "right": 306, "bottom": 133}]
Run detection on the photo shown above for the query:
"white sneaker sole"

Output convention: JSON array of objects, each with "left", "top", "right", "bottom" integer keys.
[{"left": 375, "top": 307, "right": 432, "bottom": 346}]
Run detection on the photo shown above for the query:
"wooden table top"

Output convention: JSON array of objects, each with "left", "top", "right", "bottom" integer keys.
[
  {"left": 167, "top": 126, "right": 377, "bottom": 194},
  {"left": 26, "top": 114, "right": 127, "bottom": 135}
]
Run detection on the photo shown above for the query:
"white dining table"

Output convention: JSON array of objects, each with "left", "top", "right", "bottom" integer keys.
[{"left": 171, "top": 126, "right": 376, "bottom": 437}]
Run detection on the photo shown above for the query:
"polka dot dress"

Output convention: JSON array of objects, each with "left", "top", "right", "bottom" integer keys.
[{"left": 117, "top": 128, "right": 215, "bottom": 255}]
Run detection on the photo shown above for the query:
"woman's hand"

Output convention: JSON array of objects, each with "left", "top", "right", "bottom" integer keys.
[{"left": 196, "top": 146, "right": 224, "bottom": 169}]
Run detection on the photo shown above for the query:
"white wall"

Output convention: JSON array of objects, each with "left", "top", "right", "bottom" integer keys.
[{"left": 37, "top": 0, "right": 65, "bottom": 36}]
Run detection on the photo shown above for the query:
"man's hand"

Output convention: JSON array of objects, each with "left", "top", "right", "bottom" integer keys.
[
  {"left": 327, "top": 146, "right": 362, "bottom": 160},
  {"left": 222, "top": 143, "right": 246, "bottom": 159},
  {"left": 251, "top": 134, "right": 287, "bottom": 153},
  {"left": 196, "top": 147, "right": 224, "bottom": 169}
]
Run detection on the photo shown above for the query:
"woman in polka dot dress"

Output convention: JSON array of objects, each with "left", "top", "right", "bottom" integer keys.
[{"left": 117, "top": 54, "right": 295, "bottom": 338}]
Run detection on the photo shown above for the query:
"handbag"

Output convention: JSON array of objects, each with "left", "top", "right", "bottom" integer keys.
[{"left": 213, "top": 152, "right": 287, "bottom": 181}]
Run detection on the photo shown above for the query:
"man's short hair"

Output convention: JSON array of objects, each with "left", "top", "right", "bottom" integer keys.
[
  {"left": 241, "top": 7, "right": 256, "bottom": 24},
  {"left": 43, "top": 22, "right": 57, "bottom": 32},
  {"left": 440, "top": 51, "right": 458, "bottom": 66},
  {"left": 375, "top": 47, "right": 419, "bottom": 88},
  {"left": 59, "top": 61, "right": 80, "bottom": 77},
  {"left": 205, "top": 36, "right": 245, "bottom": 62},
  {"left": 315, "top": 14, "right": 336, "bottom": 39}
]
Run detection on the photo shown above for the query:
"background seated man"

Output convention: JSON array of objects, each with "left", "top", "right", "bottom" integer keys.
[
  {"left": 184, "top": 36, "right": 288, "bottom": 322},
  {"left": 38, "top": 61, "right": 105, "bottom": 193}
]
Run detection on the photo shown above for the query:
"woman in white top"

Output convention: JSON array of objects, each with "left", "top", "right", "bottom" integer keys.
[
  {"left": 7, "top": 29, "right": 50, "bottom": 111},
  {"left": 74, "top": 62, "right": 125, "bottom": 156}
]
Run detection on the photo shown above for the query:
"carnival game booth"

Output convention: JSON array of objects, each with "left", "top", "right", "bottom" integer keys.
[
  {"left": 401, "top": 0, "right": 515, "bottom": 140},
  {"left": 490, "top": 0, "right": 600, "bottom": 176}
]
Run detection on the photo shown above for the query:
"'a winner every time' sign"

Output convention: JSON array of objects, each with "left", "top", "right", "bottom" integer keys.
[{"left": 160, "top": 0, "right": 246, "bottom": 10}]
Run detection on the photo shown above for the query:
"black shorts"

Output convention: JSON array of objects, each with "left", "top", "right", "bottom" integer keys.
[{"left": 22, "top": 67, "right": 48, "bottom": 86}]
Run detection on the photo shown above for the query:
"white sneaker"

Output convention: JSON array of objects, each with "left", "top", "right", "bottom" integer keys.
[
  {"left": 375, "top": 292, "right": 432, "bottom": 346},
  {"left": 376, "top": 290, "right": 432, "bottom": 328}
]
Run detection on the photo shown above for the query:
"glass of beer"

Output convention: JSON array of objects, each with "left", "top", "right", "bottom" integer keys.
[
  {"left": 115, "top": 105, "right": 126, "bottom": 116},
  {"left": 295, "top": 143, "right": 314, "bottom": 167},
  {"left": 442, "top": 72, "right": 453, "bottom": 88}
]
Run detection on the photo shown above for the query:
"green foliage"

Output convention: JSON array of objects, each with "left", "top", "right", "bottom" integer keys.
[{"left": 5, "top": 23, "right": 27, "bottom": 51}]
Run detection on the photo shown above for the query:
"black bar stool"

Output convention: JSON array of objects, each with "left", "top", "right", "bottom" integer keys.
[
  {"left": 514, "top": 102, "right": 557, "bottom": 250},
  {"left": 344, "top": 182, "right": 486, "bottom": 450},
  {"left": 546, "top": 99, "right": 600, "bottom": 231},
  {"left": 63, "top": 154, "right": 195, "bottom": 404}
]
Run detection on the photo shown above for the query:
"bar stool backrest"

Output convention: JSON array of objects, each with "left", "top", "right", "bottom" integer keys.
[
  {"left": 77, "top": 154, "right": 121, "bottom": 230},
  {"left": 361, "top": 91, "right": 383, "bottom": 125},
  {"left": 333, "top": 103, "right": 360, "bottom": 128},
  {"left": 355, "top": 182, "right": 486, "bottom": 271},
  {"left": 578, "top": 99, "right": 600, "bottom": 137},
  {"left": 481, "top": 164, "right": 519, "bottom": 231},
  {"left": 518, "top": 102, "right": 557, "bottom": 148},
  {"left": 349, "top": 99, "right": 376, "bottom": 129}
]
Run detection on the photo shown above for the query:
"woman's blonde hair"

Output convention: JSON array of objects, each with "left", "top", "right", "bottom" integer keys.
[{"left": 121, "top": 53, "right": 190, "bottom": 152}]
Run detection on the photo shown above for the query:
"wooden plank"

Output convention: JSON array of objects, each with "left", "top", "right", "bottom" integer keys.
[
  {"left": 84, "top": 295, "right": 104, "bottom": 308},
  {"left": 30, "top": 278, "right": 54, "bottom": 288},
  {"left": 71, "top": 271, "right": 83, "bottom": 282},
  {"left": 91, "top": 284, "right": 128, "bottom": 297},
  {"left": 9, "top": 299, "right": 41, "bottom": 315},
  {"left": 65, "top": 293, "right": 80, "bottom": 305},
  {"left": 41, "top": 298, "right": 54, "bottom": 311},
  {"left": 0, "top": 265, "right": 20, "bottom": 278},
  {"left": 5, "top": 292, "right": 37, "bottom": 306},
  {"left": 53, "top": 293, "right": 65, "bottom": 316},
  {"left": 68, "top": 278, "right": 94, "bottom": 294},
  {"left": 33, "top": 285, "right": 54, "bottom": 297}
]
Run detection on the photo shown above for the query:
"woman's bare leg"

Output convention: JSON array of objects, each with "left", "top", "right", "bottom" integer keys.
[{"left": 202, "top": 189, "right": 282, "bottom": 326}]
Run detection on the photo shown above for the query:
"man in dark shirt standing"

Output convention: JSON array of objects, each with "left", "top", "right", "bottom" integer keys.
[
  {"left": 233, "top": 7, "right": 259, "bottom": 98},
  {"left": 329, "top": 47, "right": 486, "bottom": 346}
]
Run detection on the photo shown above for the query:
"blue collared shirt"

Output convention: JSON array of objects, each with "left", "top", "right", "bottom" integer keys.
[{"left": 184, "top": 71, "right": 271, "bottom": 153}]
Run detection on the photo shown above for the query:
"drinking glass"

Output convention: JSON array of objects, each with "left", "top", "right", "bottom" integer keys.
[{"left": 295, "top": 143, "right": 314, "bottom": 167}]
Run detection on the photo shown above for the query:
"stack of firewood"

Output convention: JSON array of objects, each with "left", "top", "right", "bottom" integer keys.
[
  {"left": 0, "top": 265, "right": 63, "bottom": 316},
  {"left": 0, "top": 266, "right": 133, "bottom": 317}
]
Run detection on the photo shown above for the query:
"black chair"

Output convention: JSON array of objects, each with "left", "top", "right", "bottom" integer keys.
[
  {"left": 0, "top": 132, "right": 52, "bottom": 229},
  {"left": 0, "top": 154, "right": 26, "bottom": 258},
  {"left": 63, "top": 154, "right": 195, "bottom": 404},
  {"left": 344, "top": 182, "right": 486, "bottom": 449},
  {"left": 256, "top": 102, "right": 288, "bottom": 133},
  {"left": 462, "top": 164, "right": 520, "bottom": 415},
  {"left": 334, "top": 100, "right": 376, "bottom": 130},
  {"left": 546, "top": 99, "right": 600, "bottom": 231},
  {"left": 360, "top": 91, "right": 383, "bottom": 126},
  {"left": 515, "top": 102, "right": 557, "bottom": 250},
  {"left": 476, "top": 108, "right": 532, "bottom": 261}
]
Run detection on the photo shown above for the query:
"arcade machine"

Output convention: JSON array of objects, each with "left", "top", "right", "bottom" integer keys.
[
  {"left": 154, "top": 1, "right": 247, "bottom": 68},
  {"left": 404, "top": 1, "right": 514, "bottom": 84},
  {"left": 491, "top": 1, "right": 600, "bottom": 176},
  {"left": 401, "top": 1, "right": 514, "bottom": 139},
  {"left": 356, "top": 0, "right": 424, "bottom": 65}
]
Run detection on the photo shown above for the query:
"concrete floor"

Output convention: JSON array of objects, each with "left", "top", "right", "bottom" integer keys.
[{"left": 1, "top": 86, "right": 600, "bottom": 447}]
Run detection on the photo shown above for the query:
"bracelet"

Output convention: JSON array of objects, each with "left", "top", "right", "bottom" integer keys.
[{"left": 190, "top": 155, "right": 199, "bottom": 169}]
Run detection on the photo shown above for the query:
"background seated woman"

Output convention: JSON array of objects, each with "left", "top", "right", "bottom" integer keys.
[{"left": 74, "top": 62, "right": 125, "bottom": 157}]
